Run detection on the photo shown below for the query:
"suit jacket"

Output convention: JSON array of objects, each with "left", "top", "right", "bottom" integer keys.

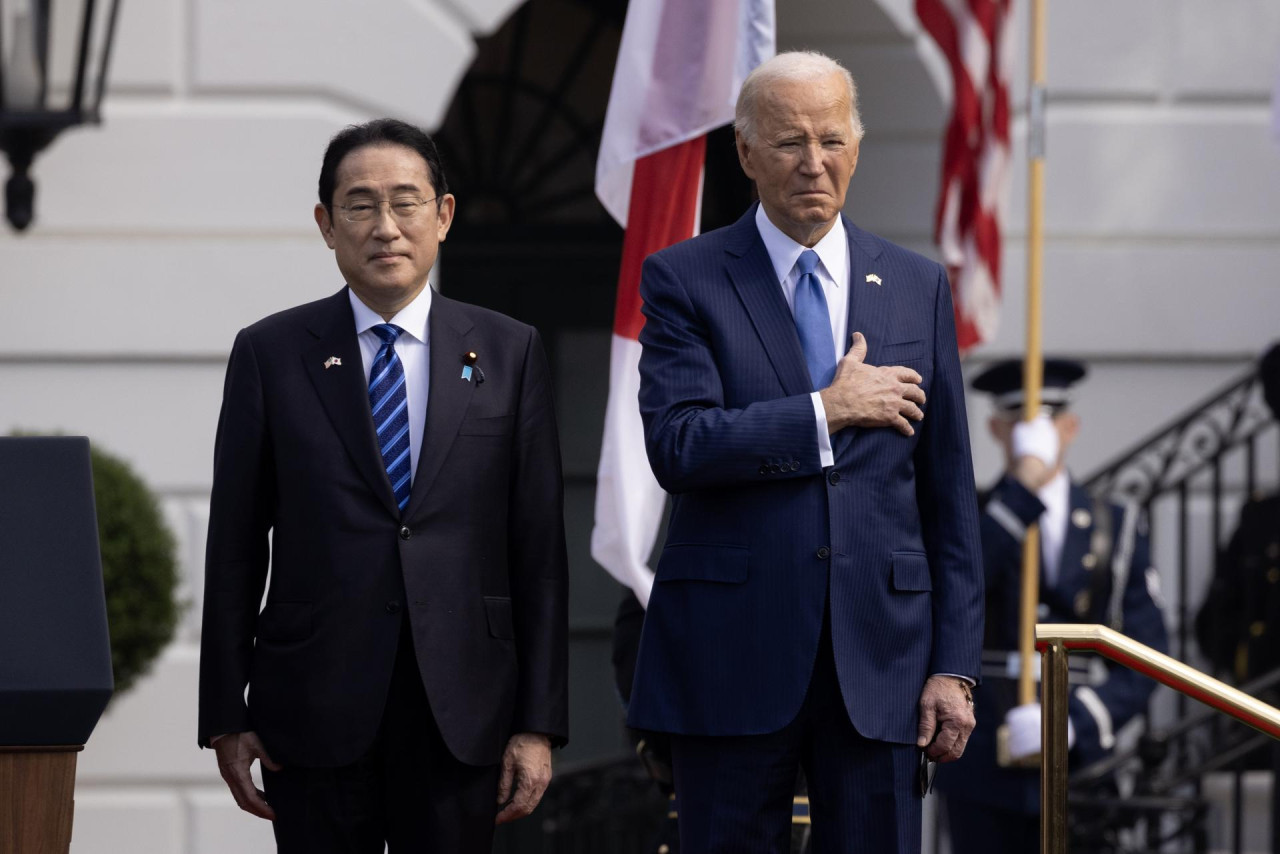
[
  {"left": 197, "top": 287, "right": 568, "bottom": 768},
  {"left": 936, "top": 476, "right": 1167, "bottom": 812},
  {"left": 627, "top": 207, "right": 984, "bottom": 745}
]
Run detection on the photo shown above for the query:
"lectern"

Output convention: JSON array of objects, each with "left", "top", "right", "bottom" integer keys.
[{"left": 0, "top": 437, "right": 114, "bottom": 854}]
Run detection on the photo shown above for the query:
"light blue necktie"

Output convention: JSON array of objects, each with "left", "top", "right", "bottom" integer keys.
[
  {"left": 368, "top": 324, "right": 412, "bottom": 513},
  {"left": 793, "top": 249, "right": 836, "bottom": 390}
]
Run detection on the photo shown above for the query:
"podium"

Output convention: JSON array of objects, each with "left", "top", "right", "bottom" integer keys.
[{"left": 0, "top": 437, "right": 114, "bottom": 854}]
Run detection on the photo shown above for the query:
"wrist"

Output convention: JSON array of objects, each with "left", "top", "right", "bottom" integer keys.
[{"left": 818, "top": 388, "right": 850, "bottom": 433}]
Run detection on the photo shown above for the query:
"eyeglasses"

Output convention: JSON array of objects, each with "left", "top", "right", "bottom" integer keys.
[{"left": 338, "top": 196, "right": 438, "bottom": 223}]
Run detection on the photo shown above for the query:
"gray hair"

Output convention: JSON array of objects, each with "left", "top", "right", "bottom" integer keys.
[{"left": 734, "top": 51, "right": 864, "bottom": 144}]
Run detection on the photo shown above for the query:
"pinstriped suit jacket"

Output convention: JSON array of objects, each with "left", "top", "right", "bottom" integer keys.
[{"left": 627, "top": 206, "right": 984, "bottom": 744}]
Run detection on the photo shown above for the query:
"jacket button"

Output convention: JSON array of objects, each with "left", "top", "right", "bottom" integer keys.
[
  {"left": 386, "top": 600, "right": 401, "bottom": 614},
  {"left": 816, "top": 547, "right": 831, "bottom": 559},
  {"left": 759, "top": 464, "right": 770, "bottom": 475},
  {"left": 828, "top": 471, "right": 841, "bottom": 484},
  {"left": 770, "top": 463, "right": 782, "bottom": 474},
  {"left": 790, "top": 461, "right": 800, "bottom": 471},
  {"left": 399, "top": 526, "right": 412, "bottom": 540}
]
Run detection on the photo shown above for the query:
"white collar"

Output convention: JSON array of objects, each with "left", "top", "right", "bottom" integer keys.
[
  {"left": 348, "top": 284, "right": 433, "bottom": 344},
  {"left": 1037, "top": 469, "right": 1072, "bottom": 519},
  {"left": 754, "top": 204, "right": 847, "bottom": 286}
]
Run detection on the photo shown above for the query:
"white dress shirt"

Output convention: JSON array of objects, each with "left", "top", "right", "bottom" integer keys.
[
  {"left": 348, "top": 286, "right": 432, "bottom": 481},
  {"left": 1037, "top": 470, "right": 1071, "bottom": 588},
  {"left": 754, "top": 205, "right": 849, "bottom": 467}
]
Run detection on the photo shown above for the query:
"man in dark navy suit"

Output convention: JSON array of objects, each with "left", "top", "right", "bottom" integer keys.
[
  {"left": 937, "top": 358, "right": 1168, "bottom": 852},
  {"left": 628, "top": 52, "right": 985, "bottom": 853},
  {"left": 198, "top": 119, "right": 568, "bottom": 852}
]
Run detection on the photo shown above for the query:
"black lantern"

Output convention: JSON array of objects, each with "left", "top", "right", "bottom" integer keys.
[{"left": 0, "top": 0, "right": 121, "bottom": 231}]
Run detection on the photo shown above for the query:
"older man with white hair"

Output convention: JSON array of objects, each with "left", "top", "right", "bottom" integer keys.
[{"left": 626, "top": 51, "right": 985, "bottom": 852}]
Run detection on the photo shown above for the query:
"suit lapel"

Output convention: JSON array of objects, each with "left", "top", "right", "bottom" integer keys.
[
  {"left": 403, "top": 295, "right": 475, "bottom": 520},
  {"left": 724, "top": 208, "right": 812, "bottom": 398},
  {"left": 843, "top": 218, "right": 889, "bottom": 369},
  {"left": 302, "top": 288, "right": 400, "bottom": 517},
  {"left": 835, "top": 218, "right": 887, "bottom": 457}
]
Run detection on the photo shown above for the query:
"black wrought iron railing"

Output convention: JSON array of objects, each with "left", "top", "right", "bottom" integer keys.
[
  {"left": 1077, "top": 359, "right": 1279, "bottom": 853},
  {"left": 1084, "top": 364, "right": 1277, "bottom": 671}
]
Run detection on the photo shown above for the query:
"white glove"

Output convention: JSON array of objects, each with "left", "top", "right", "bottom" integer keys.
[
  {"left": 1005, "top": 702, "right": 1075, "bottom": 760},
  {"left": 1012, "top": 414, "right": 1059, "bottom": 468}
]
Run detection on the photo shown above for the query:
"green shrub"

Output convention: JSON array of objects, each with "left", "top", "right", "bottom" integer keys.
[{"left": 89, "top": 444, "right": 183, "bottom": 699}]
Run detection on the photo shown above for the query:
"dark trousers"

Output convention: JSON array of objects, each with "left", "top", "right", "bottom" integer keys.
[
  {"left": 943, "top": 799, "right": 1038, "bottom": 854},
  {"left": 668, "top": 622, "right": 921, "bottom": 854},
  {"left": 262, "top": 620, "right": 501, "bottom": 853}
]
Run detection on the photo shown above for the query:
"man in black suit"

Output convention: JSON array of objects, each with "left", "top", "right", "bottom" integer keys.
[{"left": 197, "top": 118, "right": 569, "bottom": 852}]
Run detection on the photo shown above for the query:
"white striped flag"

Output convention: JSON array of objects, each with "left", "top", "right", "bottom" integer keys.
[
  {"left": 591, "top": 0, "right": 774, "bottom": 606},
  {"left": 916, "top": 0, "right": 1015, "bottom": 353}
]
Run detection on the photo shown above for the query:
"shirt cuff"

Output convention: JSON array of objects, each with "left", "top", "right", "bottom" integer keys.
[
  {"left": 811, "top": 392, "right": 835, "bottom": 468},
  {"left": 932, "top": 672, "right": 977, "bottom": 686}
]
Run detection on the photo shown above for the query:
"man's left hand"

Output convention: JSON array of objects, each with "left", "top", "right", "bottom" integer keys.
[
  {"left": 916, "top": 675, "right": 976, "bottom": 763},
  {"left": 495, "top": 732, "right": 553, "bottom": 824}
]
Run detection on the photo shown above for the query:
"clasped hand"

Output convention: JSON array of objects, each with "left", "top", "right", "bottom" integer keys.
[
  {"left": 917, "top": 675, "right": 976, "bottom": 762},
  {"left": 819, "top": 332, "right": 925, "bottom": 436}
]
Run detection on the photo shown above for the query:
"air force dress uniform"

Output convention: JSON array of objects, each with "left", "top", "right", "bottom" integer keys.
[{"left": 937, "top": 359, "right": 1169, "bottom": 851}]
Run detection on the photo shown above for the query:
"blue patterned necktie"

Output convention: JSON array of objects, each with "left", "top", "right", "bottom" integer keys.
[
  {"left": 793, "top": 249, "right": 837, "bottom": 390},
  {"left": 368, "top": 324, "right": 412, "bottom": 512}
]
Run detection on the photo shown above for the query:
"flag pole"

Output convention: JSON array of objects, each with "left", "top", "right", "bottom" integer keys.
[
  {"left": 997, "top": 0, "right": 1047, "bottom": 769},
  {"left": 1018, "top": 0, "right": 1048, "bottom": 710}
]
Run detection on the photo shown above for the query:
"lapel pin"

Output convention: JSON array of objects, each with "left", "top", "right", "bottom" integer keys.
[
  {"left": 865, "top": 274, "right": 883, "bottom": 286},
  {"left": 323, "top": 356, "right": 342, "bottom": 369},
  {"left": 461, "top": 351, "right": 482, "bottom": 383}
]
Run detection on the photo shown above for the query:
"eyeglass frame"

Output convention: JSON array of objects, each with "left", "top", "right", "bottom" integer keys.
[{"left": 336, "top": 195, "right": 440, "bottom": 224}]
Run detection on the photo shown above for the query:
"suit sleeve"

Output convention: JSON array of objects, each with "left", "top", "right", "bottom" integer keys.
[
  {"left": 506, "top": 327, "right": 570, "bottom": 744},
  {"left": 637, "top": 252, "right": 824, "bottom": 493},
  {"left": 913, "top": 267, "right": 985, "bottom": 681},
  {"left": 1070, "top": 507, "right": 1167, "bottom": 763},
  {"left": 197, "top": 328, "right": 275, "bottom": 748}
]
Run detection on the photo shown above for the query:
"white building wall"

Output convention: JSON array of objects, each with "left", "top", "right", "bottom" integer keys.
[
  {"left": 0, "top": 1, "right": 521, "bottom": 851},
  {"left": 0, "top": 0, "right": 1277, "bottom": 850}
]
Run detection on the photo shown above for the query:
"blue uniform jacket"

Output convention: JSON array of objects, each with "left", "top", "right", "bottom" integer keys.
[{"left": 936, "top": 475, "right": 1169, "bottom": 812}]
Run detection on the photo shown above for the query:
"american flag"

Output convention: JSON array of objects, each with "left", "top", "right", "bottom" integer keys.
[{"left": 917, "top": 0, "right": 1015, "bottom": 353}]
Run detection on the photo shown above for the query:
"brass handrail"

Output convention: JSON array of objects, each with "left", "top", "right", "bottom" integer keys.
[{"left": 1035, "top": 623, "right": 1280, "bottom": 854}]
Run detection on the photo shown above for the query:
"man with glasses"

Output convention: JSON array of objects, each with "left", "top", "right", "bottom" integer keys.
[{"left": 197, "top": 118, "right": 569, "bottom": 852}]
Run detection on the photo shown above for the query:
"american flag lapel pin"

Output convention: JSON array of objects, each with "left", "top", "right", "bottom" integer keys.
[
  {"left": 865, "top": 274, "right": 883, "bottom": 286},
  {"left": 323, "top": 356, "right": 342, "bottom": 369}
]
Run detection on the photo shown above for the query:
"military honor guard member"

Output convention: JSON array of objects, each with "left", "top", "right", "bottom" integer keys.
[{"left": 936, "top": 358, "right": 1169, "bottom": 852}]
